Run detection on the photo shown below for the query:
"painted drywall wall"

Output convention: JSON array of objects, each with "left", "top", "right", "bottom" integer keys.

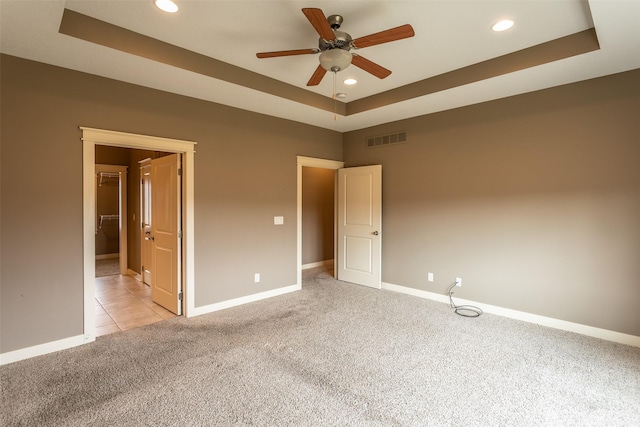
[
  {"left": 302, "top": 167, "right": 335, "bottom": 265},
  {"left": 95, "top": 145, "right": 130, "bottom": 165},
  {"left": 344, "top": 68, "right": 640, "bottom": 337},
  {"left": 0, "top": 54, "right": 342, "bottom": 353}
]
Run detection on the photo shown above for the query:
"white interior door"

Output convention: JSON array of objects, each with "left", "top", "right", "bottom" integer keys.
[
  {"left": 337, "top": 165, "right": 382, "bottom": 289},
  {"left": 150, "top": 154, "right": 182, "bottom": 315}
]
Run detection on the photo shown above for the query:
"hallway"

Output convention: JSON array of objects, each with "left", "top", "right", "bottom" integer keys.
[{"left": 94, "top": 275, "right": 176, "bottom": 336}]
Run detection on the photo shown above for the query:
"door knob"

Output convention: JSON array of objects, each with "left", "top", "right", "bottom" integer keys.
[{"left": 373, "top": 231, "right": 379, "bottom": 235}]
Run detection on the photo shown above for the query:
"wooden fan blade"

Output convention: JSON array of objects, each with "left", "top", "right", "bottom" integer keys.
[
  {"left": 351, "top": 55, "right": 392, "bottom": 79},
  {"left": 256, "top": 49, "right": 318, "bottom": 58},
  {"left": 307, "top": 64, "right": 327, "bottom": 86},
  {"left": 302, "top": 8, "right": 335, "bottom": 41},
  {"left": 352, "top": 24, "right": 415, "bottom": 49}
]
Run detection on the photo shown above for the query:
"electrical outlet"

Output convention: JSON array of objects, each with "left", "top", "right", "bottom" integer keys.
[
  {"left": 254, "top": 273, "right": 260, "bottom": 283},
  {"left": 455, "top": 277, "right": 462, "bottom": 287},
  {"left": 428, "top": 272, "right": 434, "bottom": 282}
]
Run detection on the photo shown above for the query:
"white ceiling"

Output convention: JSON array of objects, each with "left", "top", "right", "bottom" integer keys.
[{"left": 1, "top": 0, "right": 639, "bottom": 132}]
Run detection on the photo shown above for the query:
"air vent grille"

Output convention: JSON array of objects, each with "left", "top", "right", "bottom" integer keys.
[{"left": 366, "top": 131, "right": 407, "bottom": 148}]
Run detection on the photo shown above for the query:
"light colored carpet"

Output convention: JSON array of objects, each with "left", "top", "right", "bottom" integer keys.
[{"left": 2, "top": 266, "right": 639, "bottom": 426}]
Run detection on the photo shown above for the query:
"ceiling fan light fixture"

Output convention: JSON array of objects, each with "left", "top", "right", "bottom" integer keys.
[
  {"left": 319, "top": 49, "right": 352, "bottom": 72},
  {"left": 492, "top": 19, "right": 514, "bottom": 32},
  {"left": 154, "top": 0, "right": 179, "bottom": 13}
]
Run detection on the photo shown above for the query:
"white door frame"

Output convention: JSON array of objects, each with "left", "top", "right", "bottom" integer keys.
[
  {"left": 296, "top": 156, "right": 344, "bottom": 286},
  {"left": 95, "top": 164, "right": 128, "bottom": 275},
  {"left": 82, "top": 127, "right": 196, "bottom": 344}
]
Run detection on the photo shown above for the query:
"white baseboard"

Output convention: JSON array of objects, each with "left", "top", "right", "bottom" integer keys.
[
  {"left": 8, "top": 280, "right": 635, "bottom": 365},
  {"left": 127, "top": 269, "right": 142, "bottom": 281},
  {"left": 3, "top": 284, "right": 300, "bottom": 365},
  {"left": 0, "top": 334, "right": 89, "bottom": 366},
  {"left": 189, "top": 284, "right": 301, "bottom": 317},
  {"left": 95, "top": 253, "right": 119, "bottom": 260},
  {"left": 302, "top": 259, "right": 334, "bottom": 270},
  {"left": 382, "top": 282, "right": 640, "bottom": 348}
]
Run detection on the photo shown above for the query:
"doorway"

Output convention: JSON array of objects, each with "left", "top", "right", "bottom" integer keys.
[
  {"left": 93, "top": 151, "right": 176, "bottom": 336},
  {"left": 82, "top": 127, "right": 196, "bottom": 344},
  {"left": 296, "top": 156, "right": 344, "bottom": 286},
  {"left": 297, "top": 156, "right": 383, "bottom": 290},
  {"left": 301, "top": 167, "right": 336, "bottom": 269},
  {"left": 94, "top": 164, "right": 128, "bottom": 278}
]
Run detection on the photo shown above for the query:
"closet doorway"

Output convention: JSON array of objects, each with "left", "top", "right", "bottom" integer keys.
[
  {"left": 296, "top": 156, "right": 344, "bottom": 286},
  {"left": 95, "top": 164, "right": 128, "bottom": 278}
]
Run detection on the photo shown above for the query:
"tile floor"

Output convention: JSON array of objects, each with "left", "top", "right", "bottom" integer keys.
[{"left": 95, "top": 274, "right": 177, "bottom": 336}]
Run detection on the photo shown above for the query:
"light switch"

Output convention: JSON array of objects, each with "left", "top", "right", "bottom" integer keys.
[{"left": 274, "top": 216, "right": 284, "bottom": 225}]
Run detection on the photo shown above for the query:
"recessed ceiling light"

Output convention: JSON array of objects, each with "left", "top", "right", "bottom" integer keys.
[
  {"left": 344, "top": 78, "right": 357, "bottom": 85},
  {"left": 155, "top": 0, "right": 178, "bottom": 13},
  {"left": 492, "top": 19, "right": 514, "bottom": 32},
  {"left": 336, "top": 93, "right": 347, "bottom": 99}
]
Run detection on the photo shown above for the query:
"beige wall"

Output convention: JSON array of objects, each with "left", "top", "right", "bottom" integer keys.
[
  {"left": 1, "top": 52, "right": 638, "bottom": 356},
  {"left": 95, "top": 145, "right": 130, "bottom": 166},
  {"left": 302, "top": 167, "right": 335, "bottom": 265},
  {"left": 344, "top": 68, "right": 640, "bottom": 336},
  {"left": 0, "top": 55, "right": 342, "bottom": 353}
]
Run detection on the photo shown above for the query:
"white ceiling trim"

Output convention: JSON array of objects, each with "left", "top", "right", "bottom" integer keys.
[{"left": 1, "top": 0, "right": 639, "bottom": 132}]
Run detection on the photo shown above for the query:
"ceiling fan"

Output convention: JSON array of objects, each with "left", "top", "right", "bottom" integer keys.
[{"left": 256, "top": 8, "right": 415, "bottom": 86}]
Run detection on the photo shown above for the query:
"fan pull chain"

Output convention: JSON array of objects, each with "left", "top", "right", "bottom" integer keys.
[{"left": 333, "top": 71, "right": 337, "bottom": 121}]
